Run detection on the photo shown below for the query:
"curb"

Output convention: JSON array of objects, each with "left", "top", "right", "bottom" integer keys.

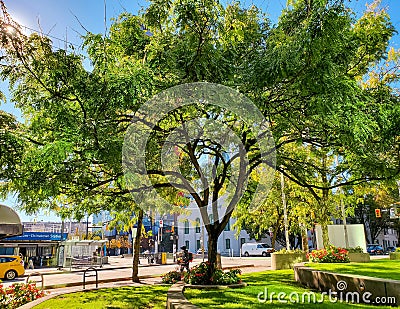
[
  {"left": 184, "top": 282, "right": 247, "bottom": 290},
  {"left": 167, "top": 282, "right": 200, "bottom": 309},
  {"left": 166, "top": 282, "right": 247, "bottom": 308}
]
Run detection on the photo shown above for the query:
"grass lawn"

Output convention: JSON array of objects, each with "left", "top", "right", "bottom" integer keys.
[
  {"left": 33, "top": 285, "right": 169, "bottom": 309},
  {"left": 185, "top": 270, "right": 394, "bottom": 308},
  {"left": 307, "top": 259, "right": 400, "bottom": 281}
]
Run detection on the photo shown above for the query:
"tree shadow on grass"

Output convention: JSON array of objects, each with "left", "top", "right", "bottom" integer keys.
[{"left": 35, "top": 285, "right": 169, "bottom": 309}]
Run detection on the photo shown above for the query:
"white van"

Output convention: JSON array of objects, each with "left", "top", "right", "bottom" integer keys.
[{"left": 241, "top": 243, "right": 274, "bottom": 257}]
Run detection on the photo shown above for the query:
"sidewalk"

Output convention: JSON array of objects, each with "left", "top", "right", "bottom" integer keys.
[
  {"left": 4, "top": 255, "right": 271, "bottom": 291},
  {"left": 23, "top": 255, "right": 268, "bottom": 277},
  {"left": 23, "top": 256, "right": 174, "bottom": 277}
]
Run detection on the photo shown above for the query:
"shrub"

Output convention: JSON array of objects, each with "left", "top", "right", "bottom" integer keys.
[
  {"left": 396, "top": 247, "right": 400, "bottom": 253},
  {"left": 274, "top": 248, "right": 304, "bottom": 254},
  {"left": 0, "top": 282, "right": 47, "bottom": 308},
  {"left": 183, "top": 262, "right": 241, "bottom": 285},
  {"left": 346, "top": 246, "right": 364, "bottom": 253},
  {"left": 161, "top": 270, "right": 182, "bottom": 284},
  {"left": 307, "top": 245, "right": 350, "bottom": 263}
]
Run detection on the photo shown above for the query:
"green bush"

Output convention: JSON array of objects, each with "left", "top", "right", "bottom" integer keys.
[
  {"left": 396, "top": 247, "right": 400, "bottom": 253},
  {"left": 274, "top": 248, "right": 304, "bottom": 254},
  {"left": 161, "top": 270, "right": 182, "bottom": 284},
  {"left": 346, "top": 246, "right": 364, "bottom": 253},
  {"left": 184, "top": 262, "right": 241, "bottom": 285}
]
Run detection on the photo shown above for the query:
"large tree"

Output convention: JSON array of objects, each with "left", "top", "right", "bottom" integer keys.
[{"left": 0, "top": 0, "right": 399, "bottom": 275}]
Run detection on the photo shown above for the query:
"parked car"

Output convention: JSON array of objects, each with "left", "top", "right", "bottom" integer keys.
[
  {"left": 241, "top": 243, "right": 274, "bottom": 257},
  {"left": 0, "top": 255, "right": 25, "bottom": 280},
  {"left": 385, "top": 246, "right": 397, "bottom": 254},
  {"left": 366, "top": 244, "right": 384, "bottom": 255},
  {"left": 196, "top": 249, "right": 208, "bottom": 255}
]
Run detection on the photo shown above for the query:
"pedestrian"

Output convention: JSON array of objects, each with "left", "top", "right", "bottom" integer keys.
[
  {"left": 27, "top": 259, "right": 34, "bottom": 270},
  {"left": 179, "top": 246, "right": 190, "bottom": 272}
]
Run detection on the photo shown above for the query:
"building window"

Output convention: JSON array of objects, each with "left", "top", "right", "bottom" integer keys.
[
  {"left": 224, "top": 219, "right": 230, "bottom": 231},
  {"left": 185, "top": 240, "right": 190, "bottom": 250},
  {"left": 195, "top": 218, "right": 201, "bottom": 233},
  {"left": 240, "top": 238, "right": 246, "bottom": 247},
  {"left": 184, "top": 220, "right": 189, "bottom": 234},
  {"left": 226, "top": 239, "right": 231, "bottom": 250},
  {"left": 197, "top": 239, "right": 201, "bottom": 251},
  {"left": 209, "top": 214, "right": 214, "bottom": 225}
]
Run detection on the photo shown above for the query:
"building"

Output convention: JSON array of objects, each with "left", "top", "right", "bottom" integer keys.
[
  {"left": 174, "top": 199, "right": 254, "bottom": 256},
  {"left": 0, "top": 221, "right": 88, "bottom": 267},
  {"left": 0, "top": 204, "right": 23, "bottom": 239},
  {"left": 377, "top": 227, "right": 398, "bottom": 249}
]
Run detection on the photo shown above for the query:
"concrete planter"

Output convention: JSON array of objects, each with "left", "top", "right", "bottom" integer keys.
[
  {"left": 389, "top": 252, "right": 400, "bottom": 260},
  {"left": 348, "top": 252, "right": 370, "bottom": 263},
  {"left": 294, "top": 264, "right": 400, "bottom": 306},
  {"left": 271, "top": 252, "right": 307, "bottom": 270}
]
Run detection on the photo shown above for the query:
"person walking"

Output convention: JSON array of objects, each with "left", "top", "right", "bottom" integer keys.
[
  {"left": 27, "top": 259, "right": 34, "bottom": 270},
  {"left": 179, "top": 246, "right": 190, "bottom": 272}
]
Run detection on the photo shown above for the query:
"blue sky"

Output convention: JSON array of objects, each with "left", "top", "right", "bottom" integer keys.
[{"left": 1, "top": 0, "right": 399, "bottom": 222}]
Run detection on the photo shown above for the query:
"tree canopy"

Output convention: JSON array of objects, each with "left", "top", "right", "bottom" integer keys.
[{"left": 0, "top": 0, "right": 399, "bottom": 268}]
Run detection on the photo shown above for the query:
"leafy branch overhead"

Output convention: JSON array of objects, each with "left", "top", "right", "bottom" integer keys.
[{"left": 0, "top": 0, "right": 399, "bottom": 264}]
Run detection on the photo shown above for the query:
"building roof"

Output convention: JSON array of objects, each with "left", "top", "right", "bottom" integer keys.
[{"left": 0, "top": 204, "right": 23, "bottom": 239}]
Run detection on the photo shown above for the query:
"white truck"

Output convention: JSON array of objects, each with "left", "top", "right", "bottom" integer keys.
[{"left": 241, "top": 243, "right": 274, "bottom": 257}]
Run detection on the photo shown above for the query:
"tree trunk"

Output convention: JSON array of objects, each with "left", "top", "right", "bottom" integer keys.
[
  {"left": 207, "top": 232, "right": 219, "bottom": 278},
  {"left": 271, "top": 216, "right": 282, "bottom": 250},
  {"left": 301, "top": 226, "right": 309, "bottom": 252},
  {"left": 321, "top": 222, "right": 329, "bottom": 248},
  {"left": 132, "top": 209, "right": 143, "bottom": 283}
]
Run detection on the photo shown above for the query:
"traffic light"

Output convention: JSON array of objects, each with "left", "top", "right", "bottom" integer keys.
[{"left": 375, "top": 209, "right": 381, "bottom": 218}]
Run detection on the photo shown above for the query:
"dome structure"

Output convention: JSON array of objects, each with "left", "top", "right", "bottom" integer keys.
[{"left": 0, "top": 204, "right": 23, "bottom": 239}]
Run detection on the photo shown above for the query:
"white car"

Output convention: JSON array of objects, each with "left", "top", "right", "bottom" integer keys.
[{"left": 241, "top": 243, "right": 274, "bottom": 257}]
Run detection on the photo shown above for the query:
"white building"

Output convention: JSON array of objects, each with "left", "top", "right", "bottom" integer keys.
[
  {"left": 377, "top": 227, "right": 398, "bottom": 249},
  {"left": 176, "top": 199, "right": 254, "bottom": 256}
]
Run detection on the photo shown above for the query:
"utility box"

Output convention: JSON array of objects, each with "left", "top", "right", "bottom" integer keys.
[{"left": 161, "top": 252, "right": 167, "bottom": 265}]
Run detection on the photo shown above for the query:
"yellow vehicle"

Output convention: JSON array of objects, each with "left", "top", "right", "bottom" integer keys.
[{"left": 0, "top": 255, "right": 25, "bottom": 280}]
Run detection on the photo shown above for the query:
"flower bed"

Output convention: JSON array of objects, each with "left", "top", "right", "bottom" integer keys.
[
  {"left": 0, "top": 282, "right": 47, "bottom": 308},
  {"left": 307, "top": 245, "right": 350, "bottom": 263},
  {"left": 185, "top": 262, "right": 241, "bottom": 285},
  {"left": 162, "top": 262, "right": 241, "bottom": 286}
]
